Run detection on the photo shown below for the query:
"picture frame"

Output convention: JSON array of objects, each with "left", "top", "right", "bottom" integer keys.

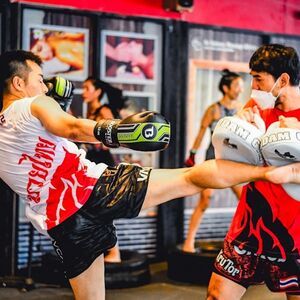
[
  {"left": 119, "top": 91, "right": 157, "bottom": 119},
  {"left": 69, "top": 88, "right": 85, "bottom": 118},
  {"left": 101, "top": 30, "right": 157, "bottom": 85},
  {"left": 23, "top": 24, "right": 89, "bottom": 81},
  {"left": 110, "top": 148, "right": 158, "bottom": 168}
]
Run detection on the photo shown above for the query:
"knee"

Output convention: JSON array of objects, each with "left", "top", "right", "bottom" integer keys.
[
  {"left": 206, "top": 289, "right": 219, "bottom": 300},
  {"left": 200, "top": 200, "right": 209, "bottom": 211},
  {"left": 195, "top": 198, "right": 209, "bottom": 212},
  {"left": 200, "top": 193, "right": 212, "bottom": 210}
]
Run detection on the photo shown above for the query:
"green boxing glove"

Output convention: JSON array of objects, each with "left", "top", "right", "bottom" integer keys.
[
  {"left": 44, "top": 76, "right": 74, "bottom": 112},
  {"left": 94, "top": 111, "right": 171, "bottom": 151}
]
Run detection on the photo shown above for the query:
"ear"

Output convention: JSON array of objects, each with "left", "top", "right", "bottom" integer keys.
[
  {"left": 279, "top": 73, "right": 290, "bottom": 88},
  {"left": 96, "top": 87, "right": 102, "bottom": 99},
  {"left": 11, "top": 76, "right": 25, "bottom": 92},
  {"left": 222, "top": 85, "right": 229, "bottom": 94}
]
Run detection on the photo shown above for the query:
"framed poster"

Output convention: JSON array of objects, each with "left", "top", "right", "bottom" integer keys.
[
  {"left": 101, "top": 30, "right": 157, "bottom": 85},
  {"left": 23, "top": 24, "right": 89, "bottom": 81},
  {"left": 110, "top": 148, "right": 157, "bottom": 168},
  {"left": 119, "top": 91, "right": 157, "bottom": 119}
]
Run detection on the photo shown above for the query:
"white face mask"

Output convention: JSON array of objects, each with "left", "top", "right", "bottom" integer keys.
[{"left": 250, "top": 77, "right": 282, "bottom": 109}]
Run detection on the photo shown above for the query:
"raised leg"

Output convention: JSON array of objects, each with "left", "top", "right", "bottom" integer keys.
[{"left": 142, "top": 160, "right": 274, "bottom": 210}]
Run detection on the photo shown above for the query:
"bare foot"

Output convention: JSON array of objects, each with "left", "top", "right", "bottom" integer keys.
[
  {"left": 182, "top": 242, "right": 196, "bottom": 253},
  {"left": 266, "top": 163, "right": 300, "bottom": 184}
]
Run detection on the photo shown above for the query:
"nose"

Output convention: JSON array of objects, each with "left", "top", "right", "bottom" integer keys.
[
  {"left": 251, "top": 79, "right": 259, "bottom": 90},
  {"left": 43, "top": 82, "right": 49, "bottom": 94}
]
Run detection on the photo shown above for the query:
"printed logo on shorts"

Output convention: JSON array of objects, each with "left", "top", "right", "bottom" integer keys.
[
  {"left": 233, "top": 245, "right": 286, "bottom": 263},
  {"left": 137, "top": 168, "right": 150, "bottom": 182},
  {"left": 52, "top": 240, "right": 64, "bottom": 263},
  {"left": 215, "top": 249, "right": 240, "bottom": 277},
  {"left": 0, "top": 114, "right": 6, "bottom": 125}
]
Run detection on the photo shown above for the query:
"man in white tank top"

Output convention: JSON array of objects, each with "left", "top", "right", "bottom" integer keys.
[{"left": 0, "top": 50, "right": 296, "bottom": 300}]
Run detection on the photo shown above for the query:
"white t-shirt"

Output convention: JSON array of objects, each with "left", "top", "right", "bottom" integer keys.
[{"left": 0, "top": 97, "right": 107, "bottom": 235}]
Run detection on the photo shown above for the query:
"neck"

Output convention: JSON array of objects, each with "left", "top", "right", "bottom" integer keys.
[
  {"left": 88, "top": 98, "right": 101, "bottom": 113},
  {"left": 275, "top": 86, "right": 300, "bottom": 112},
  {"left": 220, "top": 95, "right": 237, "bottom": 109},
  {"left": 1, "top": 94, "right": 23, "bottom": 111}
]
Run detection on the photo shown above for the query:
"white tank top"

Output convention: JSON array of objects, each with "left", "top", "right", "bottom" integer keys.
[{"left": 0, "top": 97, "right": 107, "bottom": 234}]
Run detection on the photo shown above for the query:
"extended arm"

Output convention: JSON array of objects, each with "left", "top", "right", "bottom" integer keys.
[
  {"left": 185, "top": 105, "right": 215, "bottom": 166},
  {"left": 31, "top": 96, "right": 170, "bottom": 151},
  {"left": 191, "top": 105, "right": 215, "bottom": 150},
  {"left": 32, "top": 95, "right": 99, "bottom": 142}
]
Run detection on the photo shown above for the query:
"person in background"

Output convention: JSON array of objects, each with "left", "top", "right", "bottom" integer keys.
[
  {"left": 82, "top": 77, "right": 122, "bottom": 262},
  {"left": 183, "top": 69, "right": 244, "bottom": 253},
  {"left": 206, "top": 44, "right": 300, "bottom": 300}
]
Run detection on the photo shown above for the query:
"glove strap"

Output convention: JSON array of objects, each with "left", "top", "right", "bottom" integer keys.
[
  {"left": 94, "top": 120, "right": 120, "bottom": 148},
  {"left": 190, "top": 149, "right": 197, "bottom": 155}
]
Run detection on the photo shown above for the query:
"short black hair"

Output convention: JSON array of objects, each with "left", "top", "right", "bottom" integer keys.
[
  {"left": 0, "top": 50, "right": 43, "bottom": 96},
  {"left": 218, "top": 69, "right": 241, "bottom": 95},
  {"left": 249, "top": 44, "right": 300, "bottom": 86}
]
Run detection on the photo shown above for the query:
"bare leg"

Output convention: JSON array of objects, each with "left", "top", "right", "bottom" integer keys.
[
  {"left": 231, "top": 185, "right": 243, "bottom": 200},
  {"left": 266, "top": 162, "right": 300, "bottom": 184},
  {"left": 183, "top": 189, "right": 213, "bottom": 253},
  {"left": 104, "top": 244, "right": 121, "bottom": 263},
  {"left": 142, "top": 160, "right": 273, "bottom": 210},
  {"left": 69, "top": 254, "right": 105, "bottom": 300},
  {"left": 206, "top": 272, "right": 246, "bottom": 300},
  {"left": 286, "top": 294, "right": 300, "bottom": 300}
]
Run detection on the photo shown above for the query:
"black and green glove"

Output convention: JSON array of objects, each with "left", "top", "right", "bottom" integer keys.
[
  {"left": 44, "top": 76, "right": 74, "bottom": 112},
  {"left": 94, "top": 111, "right": 171, "bottom": 151}
]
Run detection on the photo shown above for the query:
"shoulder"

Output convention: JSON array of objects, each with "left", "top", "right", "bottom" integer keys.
[
  {"left": 31, "top": 95, "right": 53, "bottom": 107},
  {"left": 206, "top": 102, "right": 220, "bottom": 115},
  {"left": 208, "top": 102, "right": 219, "bottom": 111},
  {"left": 98, "top": 104, "right": 114, "bottom": 119},
  {"left": 31, "top": 95, "right": 62, "bottom": 118},
  {"left": 32, "top": 95, "right": 60, "bottom": 108}
]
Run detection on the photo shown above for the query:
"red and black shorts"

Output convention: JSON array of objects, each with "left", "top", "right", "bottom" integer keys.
[
  {"left": 213, "top": 240, "right": 300, "bottom": 295},
  {"left": 47, "top": 163, "right": 151, "bottom": 279}
]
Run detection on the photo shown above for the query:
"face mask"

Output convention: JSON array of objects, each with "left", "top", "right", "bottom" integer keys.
[{"left": 250, "top": 77, "right": 282, "bottom": 109}]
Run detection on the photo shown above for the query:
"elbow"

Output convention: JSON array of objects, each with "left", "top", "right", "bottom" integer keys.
[{"left": 63, "top": 120, "right": 82, "bottom": 141}]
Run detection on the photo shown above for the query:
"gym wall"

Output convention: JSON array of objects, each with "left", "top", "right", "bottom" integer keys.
[{"left": 0, "top": 0, "right": 300, "bottom": 272}]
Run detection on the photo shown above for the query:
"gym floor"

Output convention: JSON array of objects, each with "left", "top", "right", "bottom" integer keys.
[{"left": 0, "top": 262, "right": 286, "bottom": 300}]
